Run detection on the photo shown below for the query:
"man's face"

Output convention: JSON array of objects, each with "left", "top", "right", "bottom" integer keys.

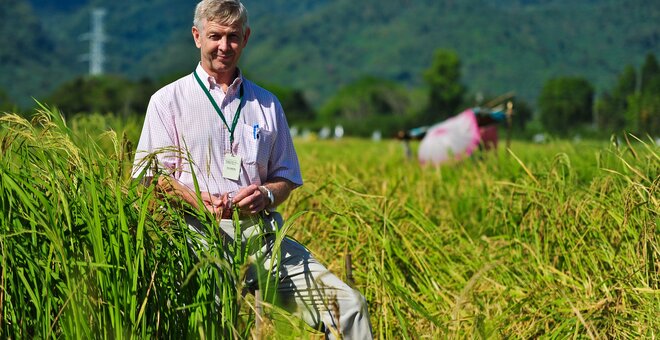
[{"left": 192, "top": 19, "right": 250, "bottom": 78}]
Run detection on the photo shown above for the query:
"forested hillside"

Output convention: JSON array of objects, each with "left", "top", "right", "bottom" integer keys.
[
  {"left": 2, "top": 0, "right": 659, "bottom": 109},
  {"left": 0, "top": 1, "right": 71, "bottom": 107},
  {"left": 242, "top": 0, "right": 660, "bottom": 105}
]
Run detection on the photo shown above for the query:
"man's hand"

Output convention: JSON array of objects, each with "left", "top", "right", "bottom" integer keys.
[
  {"left": 200, "top": 192, "right": 225, "bottom": 218},
  {"left": 231, "top": 184, "right": 269, "bottom": 216},
  {"left": 230, "top": 178, "right": 296, "bottom": 217},
  {"left": 157, "top": 176, "right": 232, "bottom": 219}
]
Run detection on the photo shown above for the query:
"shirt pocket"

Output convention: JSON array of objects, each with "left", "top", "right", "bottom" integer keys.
[{"left": 240, "top": 123, "right": 274, "bottom": 171}]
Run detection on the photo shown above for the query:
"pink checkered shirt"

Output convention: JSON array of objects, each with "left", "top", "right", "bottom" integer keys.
[{"left": 132, "top": 63, "right": 303, "bottom": 195}]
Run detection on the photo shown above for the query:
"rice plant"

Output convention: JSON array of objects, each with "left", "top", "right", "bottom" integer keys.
[
  {"left": 1, "top": 106, "right": 658, "bottom": 338},
  {"left": 285, "top": 136, "right": 658, "bottom": 338},
  {"left": 0, "top": 107, "right": 297, "bottom": 339}
]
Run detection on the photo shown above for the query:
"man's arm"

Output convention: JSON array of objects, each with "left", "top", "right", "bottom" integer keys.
[{"left": 145, "top": 175, "right": 225, "bottom": 217}]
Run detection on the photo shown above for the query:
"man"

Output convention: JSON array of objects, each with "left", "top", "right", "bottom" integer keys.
[{"left": 131, "top": 0, "right": 373, "bottom": 338}]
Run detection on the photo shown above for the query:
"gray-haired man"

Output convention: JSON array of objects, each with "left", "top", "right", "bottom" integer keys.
[{"left": 132, "top": 1, "right": 373, "bottom": 338}]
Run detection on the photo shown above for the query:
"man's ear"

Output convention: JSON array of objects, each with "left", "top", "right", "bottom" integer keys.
[
  {"left": 192, "top": 26, "right": 202, "bottom": 48},
  {"left": 242, "top": 27, "right": 251, "bottom": 47}
]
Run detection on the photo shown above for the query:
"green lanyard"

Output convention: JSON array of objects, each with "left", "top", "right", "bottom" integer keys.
[{"left": 193, "top": 70, "right": 245, "bottom": 146}]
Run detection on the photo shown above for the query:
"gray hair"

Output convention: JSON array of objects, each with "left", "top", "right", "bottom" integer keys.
[{"left": 193, "top": 0, "right": 249, "bottom": 33}]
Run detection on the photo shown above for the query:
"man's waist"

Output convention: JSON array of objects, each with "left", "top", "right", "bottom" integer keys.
[
  {"left": 219, "top": 212, "right": 280, "bottom": 243},
  {"left": 219, "top": 214, "right": 262, "bottom": 229}
]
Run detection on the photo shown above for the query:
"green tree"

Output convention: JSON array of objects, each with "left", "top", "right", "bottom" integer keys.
[
  {"left": 538, "top": 77, "right": 594, "bottom": 134},
  {"left": 598, "top": 54, "right": 660, "bottom": 135},
  {"left": 319, "top": 76, "right": 411, "bottom": 137},
  {"left": 630, "top": 53, "right": 660, "bottom": 134},
  {"left": 44, "top": 75, "right": 156, "bottom": 118},
  {"left": 596, "top": 65, "right": 636, "bottom": 131},
  {"left": 640, "top": 53, "right": 660, "bottom": 91},
  {"left": 422, "top": 49, "right": 466, "bottom": 124},
  {"left": 510, "top": 98, "right": 533, "bottom": 131},
  {"left": 0, "top": 88, "right": 17, "bottom": 114},
  {"left": 262, "top": 84, "right": 316, "bottom": 127}
]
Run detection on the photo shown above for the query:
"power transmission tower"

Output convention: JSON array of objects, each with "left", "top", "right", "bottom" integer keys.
[{"left": 84, "top": 8, "right": 107, "bottom": 76}]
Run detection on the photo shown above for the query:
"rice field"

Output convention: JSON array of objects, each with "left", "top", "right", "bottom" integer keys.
[{"left": 1, "top": 107, "right": 658, "bottom": 339}]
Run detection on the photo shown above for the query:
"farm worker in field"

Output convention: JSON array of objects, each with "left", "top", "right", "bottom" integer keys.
[{"left": 131, "top": 0, "right": 373, "bottom": 338}]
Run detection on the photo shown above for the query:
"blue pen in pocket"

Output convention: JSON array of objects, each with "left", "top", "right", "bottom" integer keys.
[{"left": 253, "top": 124, "right": 259, "bottom": 139}]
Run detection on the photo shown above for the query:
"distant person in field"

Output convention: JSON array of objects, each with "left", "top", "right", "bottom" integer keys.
[{"left": 130, "top": 0, "right": 372, "bottom": 338}]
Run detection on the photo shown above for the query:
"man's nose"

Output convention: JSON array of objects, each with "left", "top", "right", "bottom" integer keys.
[{"left": 218, "top": 36, "right": 229, "bottom": 51}]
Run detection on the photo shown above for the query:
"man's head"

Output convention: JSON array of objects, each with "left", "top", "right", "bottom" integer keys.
[
  {"left": 192, "top": 0, "right": 251, "bottom": 83},
  {"left": 193, "top": 0, "right": 249, "bottom": 35}
]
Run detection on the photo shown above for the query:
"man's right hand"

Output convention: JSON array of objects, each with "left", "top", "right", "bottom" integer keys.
[
  {"left": 200, "top": 192, "right": 225, "bottom": 218},
  {"left": 158, "top": 176, "right": 233, "bottom": 219}
]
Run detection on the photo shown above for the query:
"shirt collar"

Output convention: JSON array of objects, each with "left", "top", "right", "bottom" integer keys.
[{"left": 195, "top": 63, "right": 244, "bottom": 95}]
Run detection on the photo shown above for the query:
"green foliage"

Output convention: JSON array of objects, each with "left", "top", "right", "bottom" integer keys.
[
  {"left": 319, "top": 76, "right": 412, "bottom": 137},
  {"left": 0, "top": 1, "right": 51, "bottom": 67},
  {"left": 0, "top": 0, "right": 72, "bottom": 108},
  {"left": 597, "top": 65, "right": 637, "bottom": 132},
  {"left": 538, "top": 76, "right": 594, "bottom": 134},
  {"left": 243, "top": 0, "right": 660, "bottom": 108},
  {"left": 421, "top": 49, "right": 466, "bottom": 124},
  {"left": 0, "top": 89, "right": 17, "bottom": 115},
  {"left": 45, "top": 75, "right": 156, "bottom": 117},
  {"left": 596, "top": 53, "right": 660, "bottom": 135},
  {"left": 510, "top": 97, "right": 533, "bottom": 131},
  {"left": 634, "top": 53, "right": 660, "bottom": 134},
  {"left": 6, "top": 0, "right": 658, "bottom": 111},
  {"left": 260, "top": 83, "right": 316, "bottom": 127},
  {"left": 641, "top": 52, "right": 660, "bottom": 91},
  {"left": 625, "top": 92, "right": 660, "bottom": 135}
]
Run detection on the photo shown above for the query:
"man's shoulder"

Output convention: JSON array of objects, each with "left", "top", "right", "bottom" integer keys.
[{"left": 151, "top": 73, "right": 195, "bottom": 101}]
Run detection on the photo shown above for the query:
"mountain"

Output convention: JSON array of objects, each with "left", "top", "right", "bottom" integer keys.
[
  {"left": 3, "top": 0, "right": 659, "bottom": 109},
  {"left": 241, "top": 0, "right": 660, "bottom": 105},
  {"left": 0, "top": 1, "right": 72, "bottom": 107}
]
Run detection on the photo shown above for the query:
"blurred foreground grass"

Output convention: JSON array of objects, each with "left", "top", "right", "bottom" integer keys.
[{"left": 287, "top": 135, "right": 659, "bottom": 338}]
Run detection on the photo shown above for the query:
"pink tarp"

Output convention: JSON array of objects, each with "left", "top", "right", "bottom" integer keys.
[{"left": 418, "top": 109, "right": 481, "bottom": 165}]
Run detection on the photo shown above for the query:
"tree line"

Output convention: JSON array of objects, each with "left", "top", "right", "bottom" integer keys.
[
  {"left": 538, "top": 53, "right": 660, "bottom": 137},
  {"left": 1, "top": 51, "right": 658, "bottom": 139}
]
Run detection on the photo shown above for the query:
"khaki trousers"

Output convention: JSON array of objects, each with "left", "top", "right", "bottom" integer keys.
[{"left": 186, "top": 212, "right": 373, "bottom": 340}]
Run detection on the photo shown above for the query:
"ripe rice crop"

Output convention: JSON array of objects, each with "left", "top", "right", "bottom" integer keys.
[{"left": 1, "top": 107, "right": 658, "bottom": 338}]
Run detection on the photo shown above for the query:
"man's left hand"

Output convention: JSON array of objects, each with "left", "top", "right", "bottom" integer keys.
[{"left": 231, "top": 184, "right": 269, "bottom": 216}]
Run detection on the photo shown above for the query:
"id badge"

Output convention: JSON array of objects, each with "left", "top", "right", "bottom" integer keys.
[{"left": 223, "top": 154, "right": 242, "bottom": 180}]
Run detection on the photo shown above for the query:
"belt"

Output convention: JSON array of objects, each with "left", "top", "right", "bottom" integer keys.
[
  {"left": 184, "top": 211, "right": 280, "bottom": 241},
  {"left": 218, "top": 211, "right": 279, "bottom": 243}
]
